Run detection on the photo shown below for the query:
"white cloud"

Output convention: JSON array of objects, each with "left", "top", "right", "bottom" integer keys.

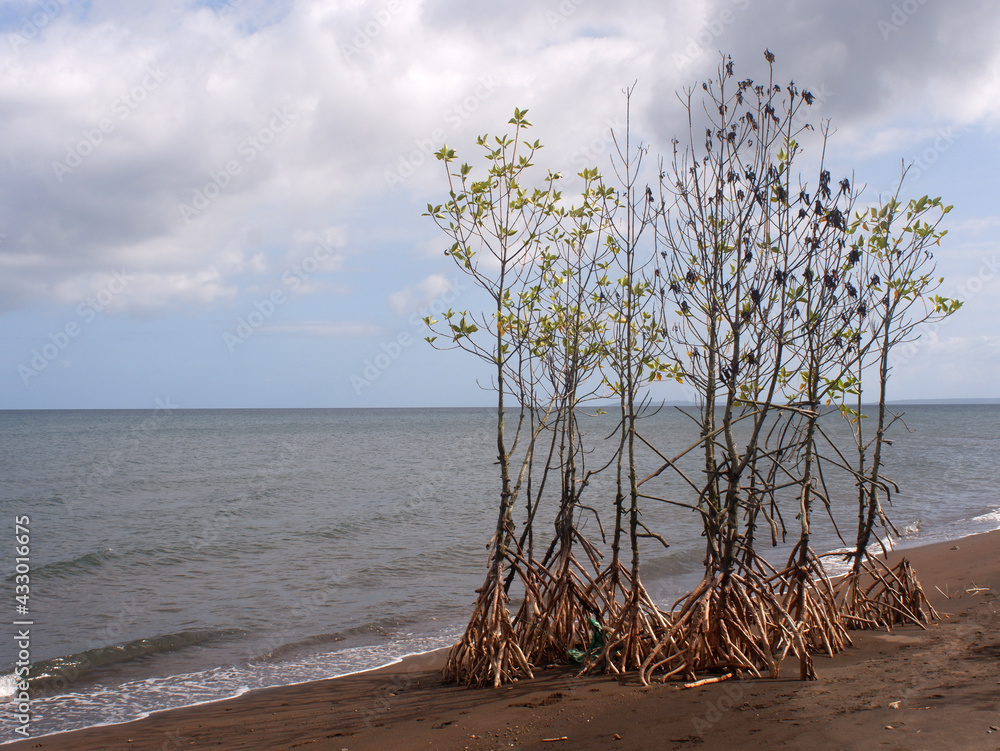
[
  {"left": 947, "top": 216, "right": 1000, "bottom": 235},
  {"left": 2, "top": 1, "right": 997, "bottom": 314},
  {"left": 388, "top": 273, "right": 458, "bottom": 316}
]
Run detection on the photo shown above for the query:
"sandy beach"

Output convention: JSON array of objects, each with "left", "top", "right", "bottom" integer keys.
[{"left": 7, "top": 530, "right": 1000, "bottom": 750}]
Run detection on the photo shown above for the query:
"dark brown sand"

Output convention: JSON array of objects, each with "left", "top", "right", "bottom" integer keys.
[{"left": 8, "top": 530, "right": 1000, "bottom": 750}]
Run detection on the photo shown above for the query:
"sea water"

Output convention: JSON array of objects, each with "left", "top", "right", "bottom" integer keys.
[{"left": 0, "top": 405, "right": 996, "bottom": 742}]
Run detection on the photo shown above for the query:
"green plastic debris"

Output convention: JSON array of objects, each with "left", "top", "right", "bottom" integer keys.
[{"left": 568, "top": 615, "right": 605, "bottom": 663}]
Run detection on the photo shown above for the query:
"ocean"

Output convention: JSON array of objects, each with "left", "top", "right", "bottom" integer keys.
[{"left": 0, "top": 405, "right": 997, "bottom": 743}]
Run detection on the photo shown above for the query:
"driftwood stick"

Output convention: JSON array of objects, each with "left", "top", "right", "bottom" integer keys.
[{"left": 678, "top": 673, "right": 735, "bottom": 689}]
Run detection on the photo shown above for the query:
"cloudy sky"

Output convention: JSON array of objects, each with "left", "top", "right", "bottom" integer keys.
[{"left": 1, "top": 0, "right": 998, "bottom": 409}]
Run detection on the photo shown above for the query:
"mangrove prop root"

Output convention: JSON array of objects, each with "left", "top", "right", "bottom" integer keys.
[
  {"left": 444, "top": 551, "right": 935, "bottom": 688},
  {"left": 515, "top": 549, "right": 603, "bottom": 667},
  {"left": 776, "top": 545, "right": 852, "bottom": 661},
  {"left": 443, "top": 560, "right": 534, "bottom": 688},
  {"left": 580, "top": 579, "right": 671, "bottom": 676},
  {"left": 836, "top": 556, "right": 939, "bottom": 630},
  {"left": 638, "top": 558, "right": 812, "bottom": 685}
]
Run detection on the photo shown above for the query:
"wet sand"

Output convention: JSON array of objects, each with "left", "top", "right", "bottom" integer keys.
[{"left": 7, "top": 530, "right": 1000, "bottom": 750}]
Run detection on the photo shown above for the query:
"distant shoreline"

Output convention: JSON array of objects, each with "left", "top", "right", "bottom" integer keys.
[{"left": 2, "top": 398, "right": 999, "bottom": 412}]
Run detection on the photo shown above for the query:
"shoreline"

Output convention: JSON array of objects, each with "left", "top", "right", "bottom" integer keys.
[{"left": 7, "top": 529, "right": 1000, "bottom": 750}]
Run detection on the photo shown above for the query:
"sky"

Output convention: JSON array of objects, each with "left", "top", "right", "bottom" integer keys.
[{"left": 1, "top": 0, "right": 998, "bottom": 409}]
